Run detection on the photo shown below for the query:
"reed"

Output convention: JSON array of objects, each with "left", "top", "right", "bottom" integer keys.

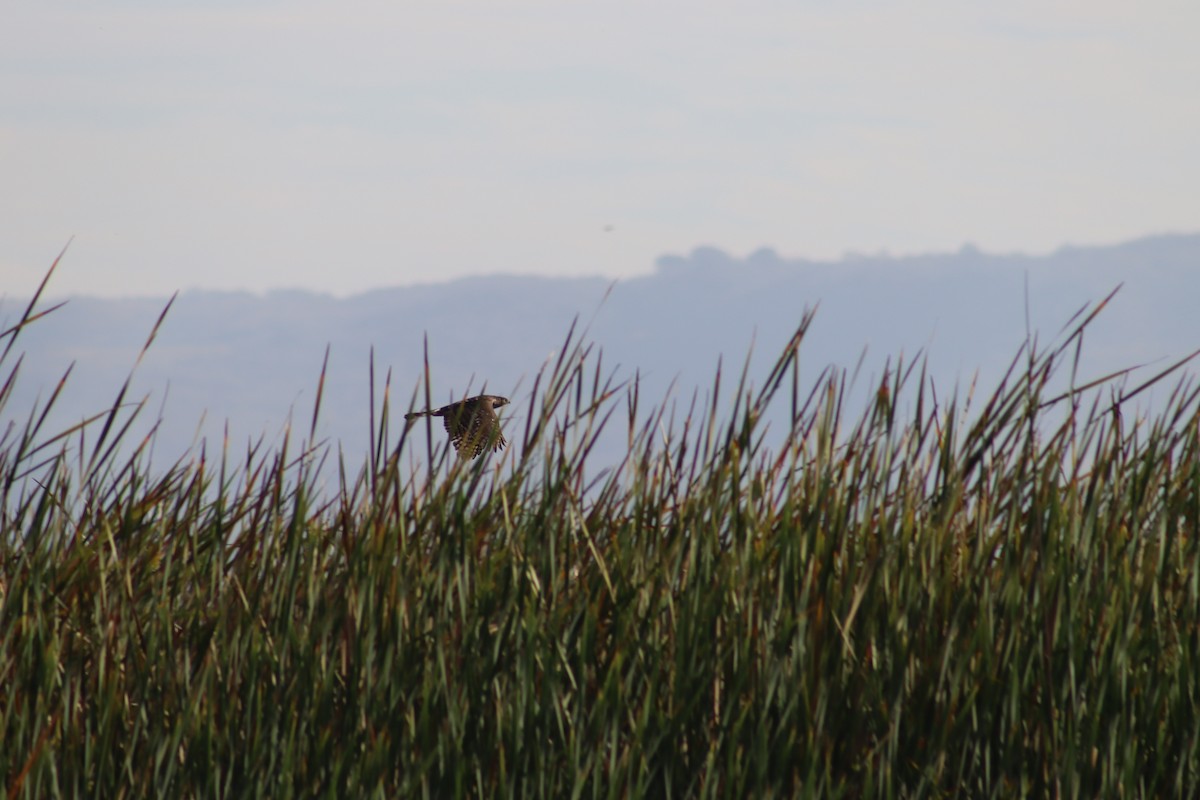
[{"left": 2, "top": 258, "right": 1198, "bottom": 797}]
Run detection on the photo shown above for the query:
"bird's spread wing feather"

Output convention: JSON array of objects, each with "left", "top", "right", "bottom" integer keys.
[{"left": 441, "top": 400, "right": 506, "bottom": 458}]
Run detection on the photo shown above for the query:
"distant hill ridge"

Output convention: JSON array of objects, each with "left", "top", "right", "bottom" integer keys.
[{"left": 4, "top": 232, "right": 1198, "bottom": 467}]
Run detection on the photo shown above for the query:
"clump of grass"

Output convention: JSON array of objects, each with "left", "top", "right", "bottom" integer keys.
[{"left": 2, "top": 258, "right": 1199, "bottom": 798}]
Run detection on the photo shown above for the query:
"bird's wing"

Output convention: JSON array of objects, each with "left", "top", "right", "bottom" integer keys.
[
  {"left": 443, "top": 401, "right": 506, "bottom": 458},
  {"left": 442, "top": 409, "right": 466, "bottom": 444}
]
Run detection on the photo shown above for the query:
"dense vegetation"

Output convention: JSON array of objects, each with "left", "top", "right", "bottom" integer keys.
[{"left": 3, "top": 261, "right": 1199, "bottom": 797}]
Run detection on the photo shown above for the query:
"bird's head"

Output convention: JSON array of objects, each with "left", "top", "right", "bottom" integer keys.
[{"left": 490, "top": 396, "right": 510, "bottom": 409}]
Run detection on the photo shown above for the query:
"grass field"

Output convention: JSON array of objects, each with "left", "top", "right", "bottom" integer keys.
[{"left": 3, "top": 262, "right": 1199, "bottom": 797}]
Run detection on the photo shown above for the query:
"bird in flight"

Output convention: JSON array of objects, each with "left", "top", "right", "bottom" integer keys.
[{"left": 405, "top": 394, "right": 510, "bottom": 458}]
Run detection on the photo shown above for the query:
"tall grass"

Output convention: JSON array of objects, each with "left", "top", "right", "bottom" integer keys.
[{"left": 2, "top": 260, "right": 1199, "bottom": 797}]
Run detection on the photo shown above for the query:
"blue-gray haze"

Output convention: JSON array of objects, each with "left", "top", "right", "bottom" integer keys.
[{"left": 4, "top": 233, "right": 1197, "bottom": 478}]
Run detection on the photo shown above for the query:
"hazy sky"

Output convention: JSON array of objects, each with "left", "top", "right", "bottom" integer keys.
[{"left": 3, "top": 1, "right": 1197, "bottom": 297}]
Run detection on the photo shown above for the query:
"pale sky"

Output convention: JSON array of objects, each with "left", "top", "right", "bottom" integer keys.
[{"left": 3, "top": 1, "right": 1197, "bottom": 298}]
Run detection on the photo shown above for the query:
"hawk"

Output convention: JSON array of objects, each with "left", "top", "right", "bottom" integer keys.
[{"left": 404, "top": 394, "right": 510, "bottom": 458}]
